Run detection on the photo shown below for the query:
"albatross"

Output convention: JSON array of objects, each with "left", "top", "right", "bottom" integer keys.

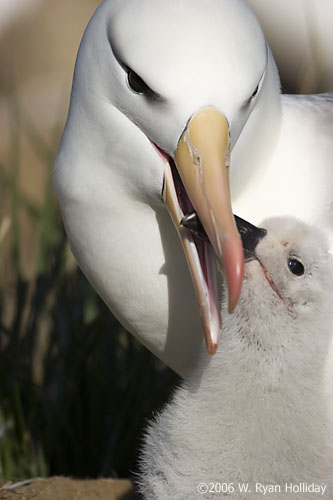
[
  {"left": 53, "top": 0, "right": 333, "bottom": 376},
  {"left": 139, "top": 216, "right": 333, "bottom": 499}
]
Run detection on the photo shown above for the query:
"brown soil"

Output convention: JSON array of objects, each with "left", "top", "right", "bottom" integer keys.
[{"left": 1, "top": 477, "right": 142, "bottom": 500}]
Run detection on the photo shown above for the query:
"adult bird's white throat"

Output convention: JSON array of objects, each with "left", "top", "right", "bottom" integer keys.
[{"left": 54, "top": 0, "right": 333, "bottom": 375}]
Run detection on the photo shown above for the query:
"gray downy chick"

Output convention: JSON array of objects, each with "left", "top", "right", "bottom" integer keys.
[{"left": 138, "top": 216, "right": 333, "bottom": 500}]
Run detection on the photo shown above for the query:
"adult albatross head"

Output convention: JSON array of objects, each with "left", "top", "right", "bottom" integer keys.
[{"left": 54, "top": 0, "right": 281, "bottom": 375}]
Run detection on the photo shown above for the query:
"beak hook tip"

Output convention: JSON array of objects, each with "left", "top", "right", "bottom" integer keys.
[{"left": 207, "top": 342, "right": 218, "bottom": 355}]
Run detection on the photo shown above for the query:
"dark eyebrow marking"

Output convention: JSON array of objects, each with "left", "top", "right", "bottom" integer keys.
[{"left": 110, "top": 39, "right": 164, "bottom": 103}]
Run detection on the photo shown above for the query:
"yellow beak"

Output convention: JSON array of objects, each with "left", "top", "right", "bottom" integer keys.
[
  {"left": 175, "top": 107, "right": 244, "bottom": 311},
  {"left": 163, "top": 107, "right": 244, "bottom": 353}
]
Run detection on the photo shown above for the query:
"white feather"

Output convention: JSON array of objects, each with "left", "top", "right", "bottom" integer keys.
[
  {"left": 54, "top": 0, "right": 333, "bottom": 375},
  {"left": 139, "top": 217, "right": 333, "bottom": 499}
]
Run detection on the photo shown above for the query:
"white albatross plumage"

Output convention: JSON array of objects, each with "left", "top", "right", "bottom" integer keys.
[
  {"left": 247, "top": 0, "right": 333, "bottom": 92},
  {"left": 54, "top": 0, "right": 333, "bottom": 376},
  {"left": 139, "top": 216, "right": 333, "bottom": 499}
]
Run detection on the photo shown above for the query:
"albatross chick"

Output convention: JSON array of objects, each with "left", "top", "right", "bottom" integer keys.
[{"left": 139, "top": 216, "right": 333, "bottom": 499}]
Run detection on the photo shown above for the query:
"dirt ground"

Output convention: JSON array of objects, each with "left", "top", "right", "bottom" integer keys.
[{"left": 1, "top": 477, "right": 142, "bottom": 500}]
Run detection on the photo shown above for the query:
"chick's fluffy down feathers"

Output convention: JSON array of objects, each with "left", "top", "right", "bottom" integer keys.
[{"left": 139, "top": 217, "right": 333, "bottom": 499}]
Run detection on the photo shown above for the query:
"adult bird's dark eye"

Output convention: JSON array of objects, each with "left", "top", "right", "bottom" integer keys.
[
  {"left": 251, "top": 83, "right": 259, "bottom": 99},
  {"left": 288, "top": 258, "right": 305, "bottom": 276},
  {"left": 127, "top": 69, "right": 150, "bottom": 95}
]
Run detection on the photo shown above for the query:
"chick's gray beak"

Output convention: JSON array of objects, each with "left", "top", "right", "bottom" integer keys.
[
  {"left": 181, "top": 212, "right": 267, "bottom": 262},
  {"left": 234, "top": 215, "right": 267, "bottom": 261}
]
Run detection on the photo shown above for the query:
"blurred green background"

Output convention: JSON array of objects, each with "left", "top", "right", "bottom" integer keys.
[
  {"left": 0, "top": 0, "right": 179, "bottom": 481},
  {"left": 0, "top": 0, "right": 332, "bottom": 483},
  {"left": 0, "top": 94, "right": 178, "bottom": 480}
]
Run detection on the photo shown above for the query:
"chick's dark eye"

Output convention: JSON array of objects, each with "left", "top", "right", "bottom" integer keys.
[
  {"left": 288, "top": 258, "right": 305, "bottom": 276},
  {"left": 127, "top": 69, "right": 151, "bottom": 95}
]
